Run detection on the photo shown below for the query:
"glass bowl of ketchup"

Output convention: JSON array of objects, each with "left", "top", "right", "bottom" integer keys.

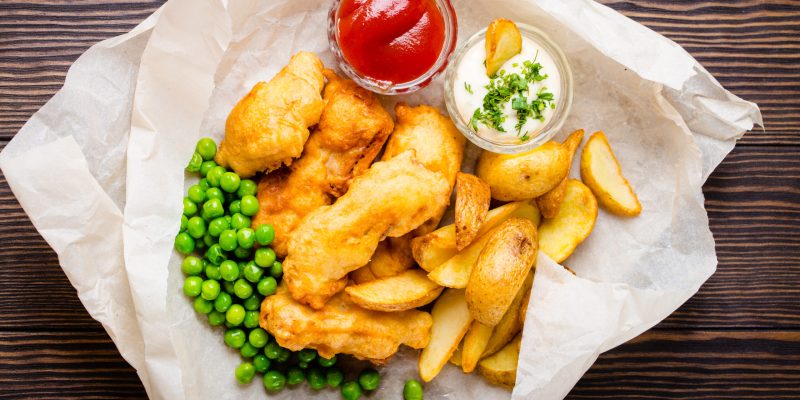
[{"left": 328, "top": 0, "right": 458, "bottom": 95}]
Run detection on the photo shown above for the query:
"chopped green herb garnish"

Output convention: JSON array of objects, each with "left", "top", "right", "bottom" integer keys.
[{"left": 464, "top": 82, "right": 473, "bottom": 94}]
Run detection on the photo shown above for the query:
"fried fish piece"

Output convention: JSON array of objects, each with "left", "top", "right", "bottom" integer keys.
[
  {"left": 283, "top": 151, "right": 451, "bottom": 309},
  {"left": 251, "top": 71, "right": 394, "bottom": 256},
  {"left": 260, "top": 286, "right": 432, "bottom": 363},
  {"left": 354, "top": 104, "right": 466, "bottom": 281},
  {"left": 215, "top": 52, "right": 325, "bottom": 177}
]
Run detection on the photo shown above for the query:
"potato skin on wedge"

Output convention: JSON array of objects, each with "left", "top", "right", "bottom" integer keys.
[
  {"left": 455, "top": 172, "right": 491, "bottom": 251},
  {"left": 466, "top": 218, "right": 538, "bottom": 326},
  {"left": 580, "top": 131, "right": 642, "bottom": 216},
  {"left": 477, "top": 141, "right": 570, "bottom": 201},
  {"left": 484, "top": 270, "right": 533, "bottom": 358},
  {"left": 538, "top": 179, "right": 598, "bottom": 263},
  {"left": 345, "top": 269, "right": 443, "bottom": 312},
  {"left": 536, "top": 129, "right": 585, "bottom": 219}
]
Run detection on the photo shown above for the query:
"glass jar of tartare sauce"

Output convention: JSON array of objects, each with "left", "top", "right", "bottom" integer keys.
[{"left": 444, "top": 23, "right": 573, "bottom": 153}]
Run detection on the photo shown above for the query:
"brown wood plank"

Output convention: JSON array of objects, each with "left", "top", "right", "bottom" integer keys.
[{"left": 571, "top": 330, "right": 800, "bottom": 399}]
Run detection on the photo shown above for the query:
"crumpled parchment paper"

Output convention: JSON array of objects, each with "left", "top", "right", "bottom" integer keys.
[{"left": 0, "top": 0, "right": 761, "bottom": 399}]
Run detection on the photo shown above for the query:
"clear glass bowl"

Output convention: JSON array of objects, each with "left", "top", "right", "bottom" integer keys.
[
  {"left": 444, "top": 23, "right": 573, "bottom": 154},
  {"left": 327, "top": 0, "right": 458, "bottom": 95}
]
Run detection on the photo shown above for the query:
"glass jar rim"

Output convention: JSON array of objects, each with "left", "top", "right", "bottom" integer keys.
[
  {"left": 327, "top": 0, "right": 458, "bottom": 95},
  {"left": 444, "top": 23, "right": 574, "bottom": 154}
]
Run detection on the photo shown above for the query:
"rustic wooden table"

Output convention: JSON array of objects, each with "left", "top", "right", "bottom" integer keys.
[{"left": 1, "top": 1, "right": 798, "bottom": 398}]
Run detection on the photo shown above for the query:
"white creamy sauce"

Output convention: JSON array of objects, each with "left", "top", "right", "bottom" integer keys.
[{"left": 454, "top": 36, "right": 561, "bottom": 144}]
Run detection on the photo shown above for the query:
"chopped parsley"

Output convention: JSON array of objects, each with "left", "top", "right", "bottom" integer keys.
[
  {"left": 468, "top": 53, "right": 555, "bottom": 138},
  {"left": 464, "top": 82, "right": 473, "bottom": 94}
]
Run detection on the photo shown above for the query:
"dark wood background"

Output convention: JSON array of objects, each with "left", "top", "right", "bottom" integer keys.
[{"left": 1, "top": 0, "right": 798, "bottom": 398}]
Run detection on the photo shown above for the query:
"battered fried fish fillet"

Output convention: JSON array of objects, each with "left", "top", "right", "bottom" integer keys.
[
  {"left": 283, "top": 151, "right": 451, "bottom": 309},
  {"left": 251, "top": 70, "right": 394, "bottom": 256},
  {"left": 353, "top": 104, "right": 466, "bottom": 282},
  {"left": 215, "top": 52, "right": 325, "bottom": 177},
  {"left": 260, "top": 285, "right": 432, "bottom": 363}
]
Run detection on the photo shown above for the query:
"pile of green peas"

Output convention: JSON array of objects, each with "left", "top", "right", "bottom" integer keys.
[{"left": 179, "top": 138, "right": 424, "bottom": 399}]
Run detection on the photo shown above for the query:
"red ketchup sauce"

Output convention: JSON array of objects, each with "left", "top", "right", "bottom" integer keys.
[{"left": 337, "top": 0, "right": 446, "bottom": 84}]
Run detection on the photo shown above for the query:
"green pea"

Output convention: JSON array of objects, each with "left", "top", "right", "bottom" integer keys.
[
  {"left": 213, "top": 291, "right": 233, "bottom": 313},
  {"left": 220, "top": 172, "right": 241, "bottom": 193},
  {"left": 270, "top": 261, "right": 283, "bottom": 279},
  {"left": 233, "top": 246, "right": 251, "bottom": 260},
  {"left": 257, "top": 277, "right": 277, "bottom": 296},
  {"left": 240, "top": 195, "right": 259, "bottom": 216},
  {"left": 252, "top": 354, "right": 270, "bottom": 373},
  {"left": 201, "top": 280, "right": 221, "bottom": 301},
  {"left": 297, "top": 349, "right": 317, "bottom": 363},
  {"left": 198, "top": 178, "right": 210, "bottom": 191},
  {"left": 243, "top": 294, "right": 261, "bottom": 311},
  {"left": 202, "top": 198, "right": 225, "bottom": 219},
  {"left": 183, "top": 276, "right": 203, "bottom": 297},
  {"left": 298, "top": 361, "right": 309, "bottom": 369},
  {"left": 200, "top": 160, "right": 217, "bottom": 176},
  {"left": 403, "top": 379, "right": 424, "bottom": 400},
  {"left": 240, "top": 342, "right": 259, "bottom": 358},
  {"left": 254, "top": 247, "right": 276, "bottom": 267},
  {"left": 307, "top": 368, "right": 326, "bottom": 390},
  {"left": 196, "top": 137, "right": 217, "bottom": 161},
  {"left": 243, "top": 263, "right": 263, "bottom": 283},
  {"left": 194, "top": 238, "right": 206, "bottom": 250},
  {"left": 358, "top": 368, "right": 379, "bottom": 391},
  {"left": 222, "top": 280, "right": 235, "bottom": 294},
  {"left": 219, "top": 230, "right": 238, "bottom": 251},
  {"left": 186, "top": 216, "right": 206, "bottom": 239},
  {"left": 224, "top": 328, "right": 246, "bottom": 349},
  {"left": 186, "top": 152, "right": 203, "bottom": 172},
  {"left": 234, "top": 362, "right": 255, "bottom": 384},
  {"left": 230, "top": 213, "right": 250, "bottom": 230},
  {"left": 187, "top": 185, "right": 205, "bottom": 203},
  {"left": 225, "top": 191, "right": 236, "bottom": 204},
  {"left": 264, "top": 341, "right": 281, "bottom": 360},
  {"left": 205, "top": 244, "right": 226, "bottom": 265},
  {"left": 193, "top": 297, "right": 213, "bottom": 314},
  {"left": 182, "top": 197, "right": 197, "bottom": 216},
  {"left": 243, "top": 311, "right": 260, "bottom": 329},
  {"left": 342, "top": 381, "right": 363, "bottom": 400},
  {"left": 249, "top": 328, "right": 270, "bottom": 348},
  {"left": 219, "top": 260, "right": 239, "bottom": 282},
  {"left": 208, "top": 217, "right": 229, "bottom": 237},
  {"left": 237, "top": 228, "right": 255, "bottom": 249},
  {"left": 181, "top": 256, "right": 203, "bottom": 276},
  {"left": 203, "top": 233, "right": 215, "bottom": 247},
  {"left": 318, "top": 355, "right": 336, "bottom": 368},
  {"left": 207, "top": 310, "right": 226, "bottom": 326},
  {"left": 228, "top": 200, "right": 241, "bottom": 215},
  {"left": 286, "top": 367, "right": 304, "bottom": 385},
  {"left": 255, "top": 224, "right": 275, "bottom": 246},
  {"left": 180, "top": 215, "right": 188, "bottom": 231},
  {"left": 205, "top": 264, "right": 222, "bottom": 281},
  {"left": 263, "top": 370, "right": 286, "bottom": 392},
  {"left": 207, "top": 166, "right": 227, "bottom": 187},
  {"left": 276, "top": 348, "right": 291, "bottom": 363},
  {"left": 205, "top": 187, "right": 225, "bottom": 203},
  {"left": 236, "top": 179, "right": 257, "bottom": 198},
  {"left": 326, "top": 368, "right": 344, "bottom": 388},
  {"left": 233, "top": 279, "right": 253, "bottom": 299},
  {"left": 174, "top": 232, "right": 195, "bottom": 254},
  {"left": 226, "top": 304, "right": 245, "bottom": 326}
]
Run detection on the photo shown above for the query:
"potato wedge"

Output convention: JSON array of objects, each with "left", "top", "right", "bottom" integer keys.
[
  {"left": 350, "top": 266, "right": 377, "bottom": 284},
  {"left": 412, "top": 201, "right": 527, "bottom": 272},
  {"left": 428, "top": 203, "right": 540, "bottom": 288},
  {"left": 478, "top": 334, "right": 522, "bottom": 389},
  {"left": 477, "top": 141, "right": 570, "bottom": 201},
  {"left": 345, "top": 269, "right": 443, "bottom": 312},
  {"left": 461, "top": 321, "right": 493, "bottom": 373},
  {"left": 419, "top": 289, "right": 473, "bottom": 382},
  {"left": 455, "top": 172, "right": 491, "bottom": 251},
  {"left": 580, "top": 131, "right": 642, "bottom": 216},
  {"left": 466, "top": 218, "right": 538, "bottom": 326},
  {"left": 449, "top": 344, "right": 463, "bottom": 367},
  {"left": 539, "top": 179, "right": 598, "bottom": 263},
  {"left": 536, "top": 129, "right": 584, "bottom": 218},
  {"left": 484, "top": 270, "right": 533, "bottom": 357},
  {"left": 485, "top": 19, "right": 523, "bottom": 77}
]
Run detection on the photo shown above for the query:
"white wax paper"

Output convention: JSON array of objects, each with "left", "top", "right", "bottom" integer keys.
[{"left": 0, "top": 0, "right": 761, "bottom": 399}]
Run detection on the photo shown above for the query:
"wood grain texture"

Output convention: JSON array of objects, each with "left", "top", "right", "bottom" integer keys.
[{"left": 0, "top": 0, "right": 798, "bottom": 399}]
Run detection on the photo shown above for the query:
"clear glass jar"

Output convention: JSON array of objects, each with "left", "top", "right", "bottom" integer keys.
[
  {"left": 327, "top": 0, "right": 458, "bottom": 95},
  {"left": 444, "top": 23, "right": 573, "bottom": 154}
]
